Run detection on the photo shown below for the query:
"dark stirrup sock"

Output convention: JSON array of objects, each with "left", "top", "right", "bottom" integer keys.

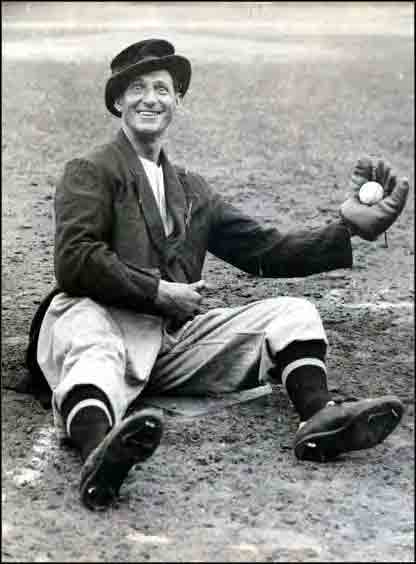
[
  {"left": 61, "top": 385, "right": 114, "bottom": 462},
  {"left": 285, "top": 365, "right": 332, "bottom": 422},
  {"left": 277, "top": 340, "right": 332, "bottom": 421}
]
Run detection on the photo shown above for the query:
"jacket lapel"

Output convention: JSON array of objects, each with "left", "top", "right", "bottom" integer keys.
[
  {"left": 114, "top": 130, "right": 166, "bottom": 252},
  {"left": 160, "top": 150, "right": 187, "bottom": 239},
  {"left": 111, "top": 130, "right": 196, "bottom": 283}
]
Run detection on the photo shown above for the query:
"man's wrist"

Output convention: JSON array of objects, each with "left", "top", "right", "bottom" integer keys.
[
  {"left": 154, "top": 279, "right": 168, "bottom": 307},
  {"left": 338, "top": 215, "right": 357, "bottom": 238}
]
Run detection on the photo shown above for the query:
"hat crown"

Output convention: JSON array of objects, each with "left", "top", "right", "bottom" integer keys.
[{"left": 111, "top": 39, "right": 175, "bottom": 74}]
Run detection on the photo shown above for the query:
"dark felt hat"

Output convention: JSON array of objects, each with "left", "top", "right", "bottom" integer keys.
[{"left": 105, "top": 38, "right": 191, "bottom": 117}]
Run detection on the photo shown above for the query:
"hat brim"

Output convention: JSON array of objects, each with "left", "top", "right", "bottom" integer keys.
[{"left": 105, "top": 54, "right": 191, "bottom": 117}]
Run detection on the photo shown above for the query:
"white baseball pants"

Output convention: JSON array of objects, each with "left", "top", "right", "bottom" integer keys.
[{"left": 37, "top": 292, "right": 327, "bottom": 438}]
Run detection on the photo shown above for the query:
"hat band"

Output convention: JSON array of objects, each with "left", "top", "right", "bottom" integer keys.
[{"left": 112, "top": 55, "right": 162, "bottom": 75}]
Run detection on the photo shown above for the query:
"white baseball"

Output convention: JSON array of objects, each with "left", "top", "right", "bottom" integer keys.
[{"left": 359, "top": 181, "right": 384, "bottom": 205}]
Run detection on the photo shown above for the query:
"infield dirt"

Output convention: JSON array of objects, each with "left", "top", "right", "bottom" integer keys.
[{"left": 2, "top": 2, "right": 414, "bottom": 562}]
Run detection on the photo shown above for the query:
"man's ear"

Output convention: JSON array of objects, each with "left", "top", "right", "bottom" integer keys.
[
  {"left": 175, "top": 92, "right": 182, "bottom": 106},
  {"left": 114, "top": 97, "right": 123, "bottom": 113}
]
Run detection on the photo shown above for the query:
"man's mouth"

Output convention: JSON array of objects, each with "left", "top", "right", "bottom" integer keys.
[{"left": 137, "top": 110, "right": 161, "bottom": 117}]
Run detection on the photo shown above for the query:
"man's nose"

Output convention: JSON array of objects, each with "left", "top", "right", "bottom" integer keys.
[{"left": 142, "top": 88, "right": 157, "bottom": 105}]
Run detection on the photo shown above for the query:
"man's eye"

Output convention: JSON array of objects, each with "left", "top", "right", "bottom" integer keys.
[{"left": 158, "top": 87, "right": 168, "bottom": 94}]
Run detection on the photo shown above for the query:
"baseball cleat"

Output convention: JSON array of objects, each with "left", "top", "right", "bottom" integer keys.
[
  {"left": 294, "top": 396, "right": 404, "bottom": 462},
  {"left": 79, "top": 408, "right": 164, "bottom": 510}
]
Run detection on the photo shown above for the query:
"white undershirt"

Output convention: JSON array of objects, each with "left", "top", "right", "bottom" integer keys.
[{"left": 139, "top": 156, "right": 174, "bottom": 237}]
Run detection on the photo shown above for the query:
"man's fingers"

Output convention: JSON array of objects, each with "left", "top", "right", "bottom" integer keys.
[
  {"left": 190, "top": 280, "right": 216, "bottom": 292},
  {"left": 382, "top": 161, "right": 393, "bottom": 187},
  {"left": 356, "top": 155, "right": 373, "bottom": 170},
  {"left": 190, "top": 280, "right": 206, "bottom": 291},
  {"left": 385, "top": 173, "right": 397, "bottom": 196},
  {"left": 380, "top": 177, "right": 410, "bottom": 216},
  {"left": 201, "top": 282, "right": 216, "bottom": 291},
  {"left": 391, "top": 177, "right": 410, "bottom": 206}
]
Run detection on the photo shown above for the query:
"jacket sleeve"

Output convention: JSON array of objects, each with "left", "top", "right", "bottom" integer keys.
[
  {"left": 208, "top": 192, "right": 353, "bottom": 278},
  {"left": 54, "top": 158, "right": 160, "bottom": 310}
]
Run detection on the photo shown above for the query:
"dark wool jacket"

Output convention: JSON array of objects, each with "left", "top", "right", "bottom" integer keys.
[
  {"left": 54, "top": 129, "right": 353, "bottom": 313},
  {"left": 26, "top": 128, "right": 353, "bottom": 406}
]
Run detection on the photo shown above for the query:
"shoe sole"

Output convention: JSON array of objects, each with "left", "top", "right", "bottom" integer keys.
[
  {"left": 80, "top": 409, "right": 163, "bottom": 510},
  {"left": 294, "top": 401, "right": 403, "bottom": 462}
]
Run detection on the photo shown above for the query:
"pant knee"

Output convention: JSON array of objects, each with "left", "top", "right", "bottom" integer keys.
[
  {"left": 264, "top": 297, "right": 327, "bottom": 358},
  {"left": 272, "top": 296, "right": 321, "bottom": 318}
]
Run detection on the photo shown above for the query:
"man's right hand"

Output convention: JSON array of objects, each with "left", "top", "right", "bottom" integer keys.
[{"left": 154, "top": 279, "right": 207, "bottom": 322}]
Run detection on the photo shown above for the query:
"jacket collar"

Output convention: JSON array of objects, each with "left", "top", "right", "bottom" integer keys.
[{"left": 114, "top": 129, "right": 188, "bottom": 249}]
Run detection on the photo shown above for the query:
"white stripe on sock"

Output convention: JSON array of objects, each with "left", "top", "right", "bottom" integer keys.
[
  {"left": 281, "top": 358, "right": 327, "bottom": 388},
  {"left": 65, "top": 399, "right": 113, "bottom": 439}
]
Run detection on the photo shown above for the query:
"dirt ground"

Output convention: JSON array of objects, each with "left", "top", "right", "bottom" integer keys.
[{"left": 2, "top": 2, "right": 414, "bottom": 562}]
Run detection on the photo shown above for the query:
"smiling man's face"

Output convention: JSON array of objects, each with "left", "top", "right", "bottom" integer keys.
[{"left": 116, "top": 69, "right": 179, "bottom": 141}]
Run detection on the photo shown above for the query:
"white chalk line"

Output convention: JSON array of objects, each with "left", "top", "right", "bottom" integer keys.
[
  {"left": 341, "top": 301, "right": 413, "bottom": 311},
  {"left": 2, "top": 32, "right": 341, "bottom": 64},
  {"left": 5, "top": 425, "right": 58, "bottom": 487}
]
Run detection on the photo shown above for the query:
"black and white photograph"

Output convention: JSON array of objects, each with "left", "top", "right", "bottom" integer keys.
[{"left": 2, "top": 1, "right": 414, "bottom": 561}]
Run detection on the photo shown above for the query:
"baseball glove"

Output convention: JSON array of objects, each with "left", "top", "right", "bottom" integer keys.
[{"left": 340, "top": 156, "right": 410, "bottom": 241}]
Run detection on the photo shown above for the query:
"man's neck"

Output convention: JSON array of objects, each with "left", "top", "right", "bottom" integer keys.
[{"left": 121, "top": 124, "right": 163, "bottom": 164}]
